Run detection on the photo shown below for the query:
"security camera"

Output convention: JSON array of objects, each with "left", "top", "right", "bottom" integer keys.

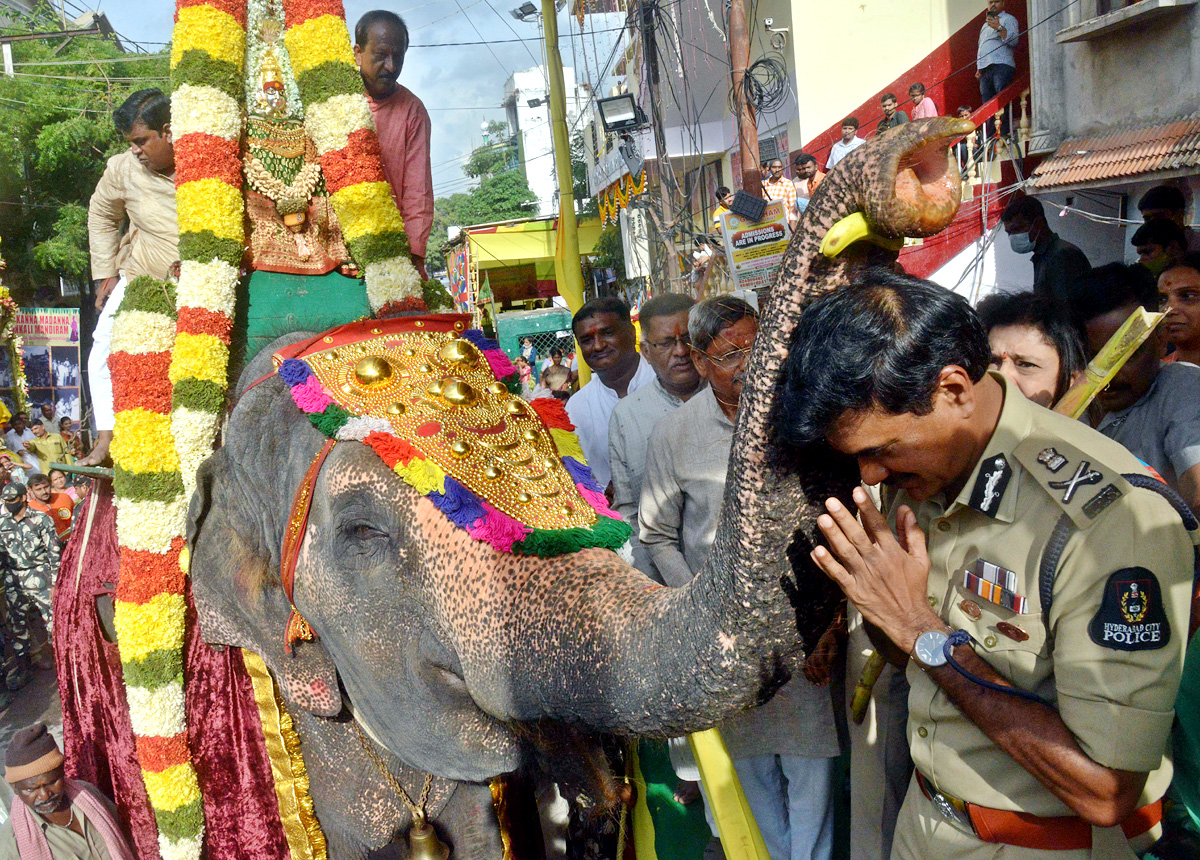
[{"left": 764, "top": 16, "right": 773, "bottom": 26}]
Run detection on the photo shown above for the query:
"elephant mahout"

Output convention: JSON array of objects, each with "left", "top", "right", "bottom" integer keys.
[{"left": 185, "top": 117, "right": 973, "bottom": 859}]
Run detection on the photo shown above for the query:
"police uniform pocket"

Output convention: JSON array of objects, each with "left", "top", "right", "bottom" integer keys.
[{"left": 948, "top": 585, "right": 1051, "bottom": 694}]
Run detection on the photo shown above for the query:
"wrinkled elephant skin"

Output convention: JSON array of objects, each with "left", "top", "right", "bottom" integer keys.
[{"left": 186, "top": 117, "right": 973, "bottom": 859}]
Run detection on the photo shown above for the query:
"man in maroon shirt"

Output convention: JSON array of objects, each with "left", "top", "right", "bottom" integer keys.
[{"left": 354, "top": 11, "right": 434, "bottom": 280}]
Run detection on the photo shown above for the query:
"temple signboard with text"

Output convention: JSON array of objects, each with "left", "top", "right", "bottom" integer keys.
[{"left": 0, "top": 308, "right": 82, "bottom": 422}]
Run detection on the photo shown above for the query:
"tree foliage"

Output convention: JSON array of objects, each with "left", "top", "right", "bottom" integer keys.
[
  {"left": 426, "top": 123, "right": 539, "bottom": 274},
  {"left": 0, "top": 2, "right": 168, "bottom": 302}
]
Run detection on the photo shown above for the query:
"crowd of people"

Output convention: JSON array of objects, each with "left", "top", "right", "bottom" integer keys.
[
  {"left": 554, "top": 175, "right": 1200, "bottom": 860},
  {"left": 0, "top": 405, "right": 88, "bottom": 717}
]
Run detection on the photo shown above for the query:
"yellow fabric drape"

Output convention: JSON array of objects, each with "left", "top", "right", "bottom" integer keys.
[{"left": 242, "top": 649, "right": 328, "bottom": 860}]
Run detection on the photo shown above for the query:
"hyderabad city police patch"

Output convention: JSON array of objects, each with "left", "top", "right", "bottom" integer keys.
[{"left": 1088, "top": 568, "right": 1170, "bottom": 651}]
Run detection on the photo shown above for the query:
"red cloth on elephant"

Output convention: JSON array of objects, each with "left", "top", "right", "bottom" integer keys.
[{"left": 54, "top": 480, "right": 293, "bottom": 860}]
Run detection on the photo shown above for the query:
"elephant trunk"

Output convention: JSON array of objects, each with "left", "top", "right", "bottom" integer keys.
[{"left": 460, "top": 119, "right": 971, "bottom": 735}]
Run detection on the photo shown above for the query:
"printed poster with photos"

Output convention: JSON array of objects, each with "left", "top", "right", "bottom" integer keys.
[{"left": 0, "top": 308, "right": 81, "bottom": 427}]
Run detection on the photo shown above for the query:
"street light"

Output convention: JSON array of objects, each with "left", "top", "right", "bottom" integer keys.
[
  {"left": 509, "top": 1, "right": 537, "bottom": 19},
  {"left": 596, "top": 93, "right": 645, "bottom": 134}
]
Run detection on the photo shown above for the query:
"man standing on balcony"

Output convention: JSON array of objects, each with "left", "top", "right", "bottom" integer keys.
[
  {"left": 876, "top": 93, "right": 909, "bottom": 136},
  {"left": 976, "top": 0, "right": 1019, "bottom": 126},
  {"left": 1001, "top": 195, "right": 1091, "bottom": 304},
  {"left": 827, "top": 118, "right": 864, "bottom": 170}
]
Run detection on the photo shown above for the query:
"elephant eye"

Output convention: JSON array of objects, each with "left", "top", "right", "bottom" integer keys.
[{"left": 342, "top": 520, "right": 387, "bottom": 542}]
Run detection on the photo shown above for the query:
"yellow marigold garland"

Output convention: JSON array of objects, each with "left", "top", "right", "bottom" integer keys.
[{"left": 108, "top": 276, "right": 204, "bottom": 860}]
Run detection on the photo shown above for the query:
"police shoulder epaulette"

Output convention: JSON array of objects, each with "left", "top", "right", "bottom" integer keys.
[{"left": 1013, "top": 435, "right": 1132, "bottom": 530}]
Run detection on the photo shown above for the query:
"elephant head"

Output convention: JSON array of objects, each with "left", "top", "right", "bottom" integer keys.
[{"left": 186, "top": 117, "right": 972, "bottom": 857}]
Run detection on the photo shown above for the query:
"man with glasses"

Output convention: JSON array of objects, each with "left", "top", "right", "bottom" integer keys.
[
  {"left": 609, "top": 294, "right": 701, "bottom": 578},
  {"left": 640, "top": 295, "right": 841, "bottom": 860}
]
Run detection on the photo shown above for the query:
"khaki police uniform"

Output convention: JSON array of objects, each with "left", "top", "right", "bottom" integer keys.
[{"left": 888, "top": 373, "right": 1194, "bottom": 860}]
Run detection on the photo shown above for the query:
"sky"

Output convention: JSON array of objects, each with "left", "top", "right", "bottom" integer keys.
[{"left": 94, "top": 0, "right": 623, "bottom": 198}]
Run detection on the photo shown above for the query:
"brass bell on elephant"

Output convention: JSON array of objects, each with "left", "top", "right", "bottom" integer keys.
[{"left": 407, "top": 819, "right": 450, "bottom": 860}]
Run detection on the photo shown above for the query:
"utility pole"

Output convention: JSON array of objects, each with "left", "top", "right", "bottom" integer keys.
[
  {"left": 728, "top": 0, "right": 761, "bottom": 197},
  {"left": 540, "top": 0, "right": 586, "bottom": 319},
  {"left": 639, "top": 0, "right": 682, "bottom": 291}
]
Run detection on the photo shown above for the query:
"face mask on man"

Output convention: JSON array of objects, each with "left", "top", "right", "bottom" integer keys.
[
  {"left": 1141, "top": 253, "right": 1170, "bottom": 277},
  {"left": 4, "top": 500, "right": 22, "bottom": 514},
  {"left": 1008, "top": 231, "right": 1036, "bottom": 254}
]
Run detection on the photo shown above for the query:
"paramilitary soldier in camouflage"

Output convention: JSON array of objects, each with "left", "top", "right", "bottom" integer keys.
[
  {"left": 0, "top": 482, "right": 60, "bottom": 648},
  {"left": 780, "top": 272, "right": 1194, "bottom": 860}
]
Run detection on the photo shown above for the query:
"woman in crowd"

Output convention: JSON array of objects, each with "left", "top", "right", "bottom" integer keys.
[
  {"left": 977, "top": 291, "right": 1086, "bottom": 408},
  {"left": 1159, "top": 253, "right": 1200, "bottom": 365}
]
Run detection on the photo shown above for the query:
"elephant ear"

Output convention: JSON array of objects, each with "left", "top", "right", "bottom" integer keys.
[{"left": 188, "top": 448, "right": 343, "bottom": 717}]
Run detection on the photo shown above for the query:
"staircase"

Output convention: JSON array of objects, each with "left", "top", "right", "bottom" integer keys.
[{"left": 794, "top": 8, "right": 1037, "bottom": 291}]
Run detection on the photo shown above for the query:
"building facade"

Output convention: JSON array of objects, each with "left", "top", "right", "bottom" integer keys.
[
  {"left": 1025, "top": 0, "right": 1200, "bottom": 266},
  {"left": 503, "top": 65, "right": 588, "bottom": 217}
]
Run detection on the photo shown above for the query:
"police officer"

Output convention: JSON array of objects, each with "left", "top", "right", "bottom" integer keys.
[
  {"left": 775, "top": 270, "right": 1194, "bottom": 859},
  {"left": 0, "top": 483, "right": 55, "bottom": 677}
]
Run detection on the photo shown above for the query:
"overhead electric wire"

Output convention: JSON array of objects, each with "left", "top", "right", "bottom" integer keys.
[{"left": 484, "top": 0, "right": 544, "bottom": 73}]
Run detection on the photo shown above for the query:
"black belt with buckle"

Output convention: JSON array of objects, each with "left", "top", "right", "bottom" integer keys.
[{"left": 916, "top": 771, "right": 975, "bottom": 833}]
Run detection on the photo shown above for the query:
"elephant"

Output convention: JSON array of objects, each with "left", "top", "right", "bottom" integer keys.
[{"left": 186, "top": 117, "right": 973, "bottom": 859}]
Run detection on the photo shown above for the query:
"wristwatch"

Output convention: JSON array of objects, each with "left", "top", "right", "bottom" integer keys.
[{"left": 913, "top": 629, "right": 951, "bottom": 669}]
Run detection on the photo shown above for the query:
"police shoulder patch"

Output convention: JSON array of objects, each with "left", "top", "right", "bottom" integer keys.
[
  {"left": 1088, "top": 567, "right": 1170, "bottom": 651},
  {"left": 1014, "top": 436, "right": 1130, "bottom": 530},
  {"left": 968, "top": 453, "right": 1012, "bottom": 517}
]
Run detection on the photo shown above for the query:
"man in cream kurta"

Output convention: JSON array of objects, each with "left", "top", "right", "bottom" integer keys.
[{"left": 84, "top": 88, "right": 177, "bottom": 465}]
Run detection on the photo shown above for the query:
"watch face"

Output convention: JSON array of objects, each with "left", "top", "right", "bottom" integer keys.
[{"left": 915, "top": 631, "right": 948, "bottom": 667}]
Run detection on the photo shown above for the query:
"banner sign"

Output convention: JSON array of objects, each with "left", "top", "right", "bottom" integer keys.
[
  {"left": 0, "top": 308, "right": 81, "bottom": 424},
  {"left": 719, "top": 200, "right": 792, "bottom": 293},
  {"left": 448, "top": 244, "right": 471, "bottom": 313}
]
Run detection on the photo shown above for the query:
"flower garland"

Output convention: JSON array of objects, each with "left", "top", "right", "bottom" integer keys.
[
  {"left": 276, "top": 327, "right": 632, "bottom": 557},
  {"left": 280, "top": 0, "right": 425, "bottom": 313},
  {"left": 108, "top": 276, "right": 204, "bottom": 860},
  {"left": 0, "top": 288, "right": 27, "bottom": 417},
  {"left": 0, "top": 249, "right": 27, "bottom": 416},
  {"left": 171, "top": 0, "right": 246, "bottom": 503}
]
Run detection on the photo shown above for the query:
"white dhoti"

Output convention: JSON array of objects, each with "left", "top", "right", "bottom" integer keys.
[{"left": 86, "top": 275, "right": 126, "bottom": 432}]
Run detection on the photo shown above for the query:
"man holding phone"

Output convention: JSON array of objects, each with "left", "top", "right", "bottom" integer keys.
[{"left": 976, "top": 0, "right": 1019, "bottom": 105}]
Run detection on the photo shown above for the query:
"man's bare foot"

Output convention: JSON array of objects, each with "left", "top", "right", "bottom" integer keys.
[
  {"left": 673, "top": 779, "right": 701, "bottom": 806},
  {"left": 77, "top": 430, "right": 112, "bottom": 467}
]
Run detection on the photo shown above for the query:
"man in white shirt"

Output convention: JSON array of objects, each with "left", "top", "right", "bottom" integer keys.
[
  {"left": 826, "top": 117, "right": 865, "bottom": 170},
  {"left": 83, "top": 88, "right": 177, "bottom": 466},
  {"left": 4, "top": 414, "right": 37, "bottom": 475},
  {"left": 608, "top": 293, "right": 701, "bottom": 577},
  {"left": 565, "top": 297, "right": 656, "bottom": 492}
]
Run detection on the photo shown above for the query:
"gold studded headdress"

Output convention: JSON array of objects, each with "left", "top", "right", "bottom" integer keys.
[{"left": 274, "top": 315, "right": 632, "bottom": 557}]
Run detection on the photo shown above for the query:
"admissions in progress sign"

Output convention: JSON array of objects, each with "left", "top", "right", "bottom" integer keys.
[{"left": 719, "top": 199, "right": 792, "bottom": 294}]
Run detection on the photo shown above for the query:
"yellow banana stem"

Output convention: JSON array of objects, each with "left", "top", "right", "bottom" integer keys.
[{"left": 689, "top": 729, "right": 771, "bottom": 860}]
